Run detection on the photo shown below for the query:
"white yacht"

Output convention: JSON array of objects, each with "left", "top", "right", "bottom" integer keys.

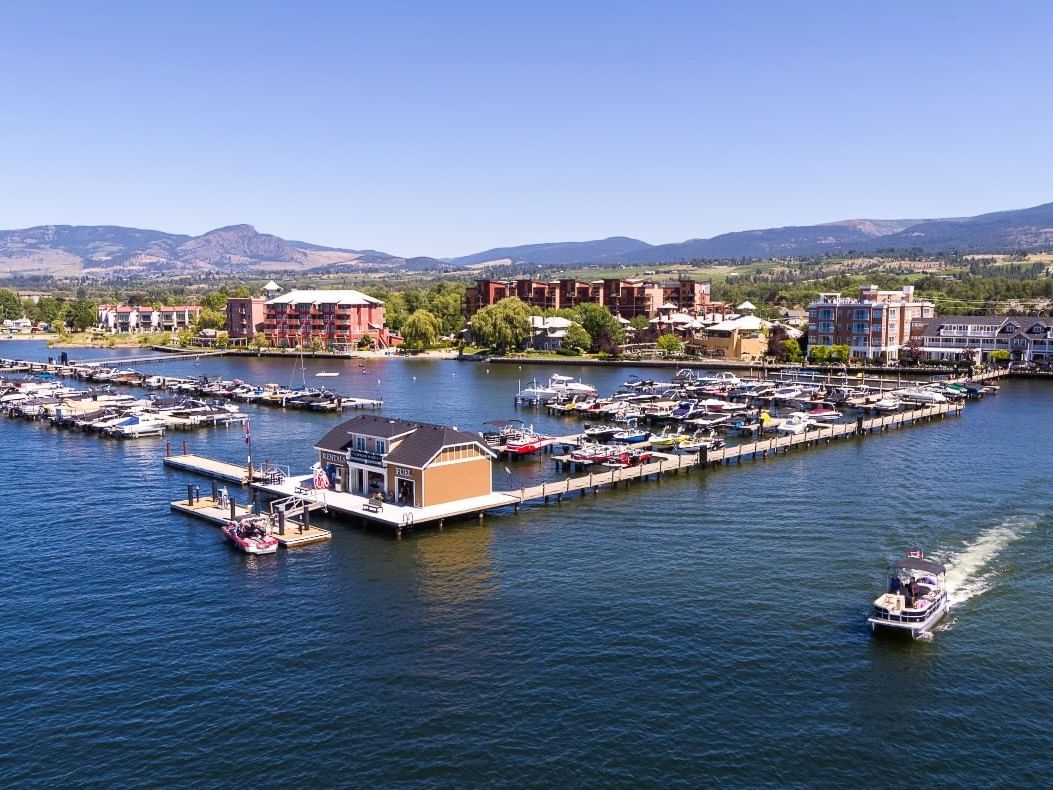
[{"left": 868, "top": 554, "right": 949, "bottom": 638}]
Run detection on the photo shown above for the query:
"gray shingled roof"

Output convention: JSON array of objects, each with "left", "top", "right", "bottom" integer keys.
[
  {"left": 314, "top": 414, "right": 494, "bottom": 467},
  {"left": 385, "top": 424, "right": 495, "bottom": 468}
]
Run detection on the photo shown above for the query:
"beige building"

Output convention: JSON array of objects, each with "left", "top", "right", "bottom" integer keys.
[
  {"left": 314, "top": 415, "right": 495, "bottom": 508},
  {"left": 690, "top": 315, "right": 771, "bottom": 361}
]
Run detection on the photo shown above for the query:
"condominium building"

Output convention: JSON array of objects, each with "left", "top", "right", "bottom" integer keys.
[
  {"left": 910, "top": 315, "right": 1053, "bottom": 363},
  {"left": 225, "top": 297, "right": 267, "bottom": 341},
  {"left": 97, "top": 304, "right": 202, "bottom": 333},
  {"left": 465, "top": 277, "right": 711, "bottom": 319},
  {"left": 807, "top": 285, "right": 934, "bottom": 361},
  {"left": 261, "top": 289, "right": 400, "bottom": 350}
]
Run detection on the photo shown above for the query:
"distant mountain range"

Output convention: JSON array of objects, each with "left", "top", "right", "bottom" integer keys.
[
  {"left": 449, "top": 202, "right": 1053, "bottom": 267},
  {"left": 2, "top": 201, "right": 1053, "bottom": 279},
  {"left": 0, "top": 224, "right": 443, "bottom": 278}
]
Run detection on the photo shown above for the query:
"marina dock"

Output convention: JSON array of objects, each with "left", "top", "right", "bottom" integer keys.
[
  {"left": 170, "top": 492, "right": 331, "bottom": 547},
  {"left": 250, "top": 400, "right": 964, "bottom": 537},
  {"left": 163, "top": 444, "right": 261, "bottom": 484}
]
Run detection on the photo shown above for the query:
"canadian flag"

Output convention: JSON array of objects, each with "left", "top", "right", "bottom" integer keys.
[{"left": 906, "top": 550, "right": 924, "bottom": 559}]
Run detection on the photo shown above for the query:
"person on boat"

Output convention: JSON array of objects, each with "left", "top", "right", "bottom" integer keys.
[
  {"left": 889, "top": 576, "right": 902, "bottom": 595},
  {"left": 903, "top": 581, "right": 915, "bottom": 609},
  {"left": 907, "top": 577, "right": 920, "bottom": 601}
]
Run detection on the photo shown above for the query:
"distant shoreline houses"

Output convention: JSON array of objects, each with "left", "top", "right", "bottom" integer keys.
[{"left": 97, "top": 304, "right": 202, "bottom": 334}]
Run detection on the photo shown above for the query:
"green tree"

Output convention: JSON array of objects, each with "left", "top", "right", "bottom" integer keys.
[
  {"left": 780, "top": 338, "right": 802, "bottom": 362},
  {"left": 195, "top": 308, "right": 226, "bottom": 331},
  {"left": 401, "top": 309, "right": 441, "bottom": 350},
  {"left": 36, "top": 296, "right": 63, "bottom": 325},
  {"left": 829, "top": 344, "right": 851, "bottom": 363},
  {"left": 471, "top": 297, "right": 531, "bottom": 353},
  {"left": 809, "top": 345, "right": 830, "bottom": 364},
  {"left": 0, "top": 288, "right": 22, "bottom": 321},
  {"left": 426, "top": 283, "right": 466, "bottom": 335},
  {"left": 572, "top": 303, "right": 625, "bottom": 353},
  {"left": 629, "top": 315, "right": 650, "bottom": 332},
  {"left": 990, "top": 349, "right": 1010, "bottom": 366},
  {"left": 656, "top": 333, "right": 684, "bottom": 356},
  {"left": 561, "top": 322, "right": 591, "bottom": 353},
  {"left": 200, "top": 290, "right": 229, "bottom": 312},
  {"left": 64, "top": 298, "right": 97, "bottom": 331}
]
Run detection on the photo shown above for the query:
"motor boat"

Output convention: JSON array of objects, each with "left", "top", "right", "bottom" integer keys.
[
  {"left": 548, "top": 374, "right": 597, "bottom": 397},
  {"left": 897, "top": 388, "right": 948, "bottom": 405},
  {"left": 872, "top": 396, "right": 902, "bottom": 413},
  {"left": 806, "top": 405, "right": 842, "bottom": 422},
  {"left": 611, "top": 424, "right": 650, "bottom": 444},
  {"left": 105, "top": 413, "right": 167, "bottom": 438},
  {"left": 867, "top": 553, "right": 949, "bottom": 638},
  {"left": 222, "top": 515, "right": 280, "bottom": 555},
  {"left": 581, "top": 423, "right": 620, "bottom": 442},
  {"left": 505, "top": 426, "right": 550, "bottom": 455},
  {"left": 775, "top": 412, "right": 813, "bottom": 435},
  {"left": 676, "top": 430, "right": 724, "bottom": 454},
  {"left": 517, "top": 379, "right": 558, "bottom": 403}
]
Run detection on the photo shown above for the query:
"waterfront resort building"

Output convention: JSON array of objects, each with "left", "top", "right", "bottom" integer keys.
[
  {"left": 97, "top": 304, "right": 202, "bottom": 334},
  {"left": 466, "top": 277, "right": 714, "bottom": 320},
  {"left": 314, "top": 415, "right": 496, "bottom": 507},
  {"left": 260, "top": 289, "right": 401, "bottom": 350},
  {"left": 689, "top": 314, "right": 774, "bottom": 361},
  {"left": 909, "top": 315, "right": 1053, "bottom": 363},
  {"left": 807, "top": 285, "right": 934, "bottom": 362}
]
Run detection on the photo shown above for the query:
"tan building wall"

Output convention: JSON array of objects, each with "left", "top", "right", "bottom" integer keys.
[
  {"left": 419, "top": 457, "right": 493, "bottom": 507},
  {"left": 695, "top": 331, "right": 766, "bottom": 361},
  {"left": 386, "top": 466, "right": 424, "bottom": 507}
]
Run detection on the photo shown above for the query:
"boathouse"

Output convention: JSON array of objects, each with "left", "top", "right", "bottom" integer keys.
[{"left": 314, "top": 415, "right": 496, "bottom": 508}]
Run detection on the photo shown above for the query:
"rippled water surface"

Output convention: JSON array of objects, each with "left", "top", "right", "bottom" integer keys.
[{"left": 3, "top": 343, "right": 1053, "bottom": 786}]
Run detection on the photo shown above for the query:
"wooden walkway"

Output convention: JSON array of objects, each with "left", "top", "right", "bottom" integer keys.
[
  {"left": 508, "top": 402, "right": 962, "bottom": 508},
  {"left": 163, "top": 452, "right": 261, "bottom": 484},
  {"left": 702, "top": 402, "right": 960, "bottom": 465}
]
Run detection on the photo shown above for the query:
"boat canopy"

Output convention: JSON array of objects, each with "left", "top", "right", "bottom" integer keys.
[{"left": 888, "top": 558, "right": 945, "bottom": 575}]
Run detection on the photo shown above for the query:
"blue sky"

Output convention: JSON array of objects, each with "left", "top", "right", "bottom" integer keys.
[{"left": 2, "top": 1, "right": 1052, "bottom": 257}]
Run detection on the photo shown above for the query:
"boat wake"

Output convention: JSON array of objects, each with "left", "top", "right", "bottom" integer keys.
[{"left": 942, "top": 516, "right": 1034, "bottom": 608}]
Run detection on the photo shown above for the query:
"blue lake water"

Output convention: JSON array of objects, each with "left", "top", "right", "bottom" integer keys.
[{"left": 3, "top": 341, "right": 1053, "bottom": 786}]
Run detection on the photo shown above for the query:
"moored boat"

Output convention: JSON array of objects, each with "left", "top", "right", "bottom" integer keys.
[{"left": 222, "top": 515, "right": 280, "bottom": 555}]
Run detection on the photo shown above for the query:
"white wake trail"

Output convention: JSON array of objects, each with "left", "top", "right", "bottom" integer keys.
[{"left": 942, "top": 516, "right": 1033, "bottom": 607}]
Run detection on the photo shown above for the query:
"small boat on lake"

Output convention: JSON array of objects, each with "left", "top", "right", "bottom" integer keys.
[
  {"left": 867, "top": 553, "right": 949, "bottom": 638},
  {"left": 222, "top": 515, "right": 280, "bottom": 555}
]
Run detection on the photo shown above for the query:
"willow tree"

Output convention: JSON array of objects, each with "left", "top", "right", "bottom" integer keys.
[
  {"left": 470, "top": 297, "right": 531, "bottom": 353},
  {"left": 401, "top": 309, "right": 441, "bottom": 350}
]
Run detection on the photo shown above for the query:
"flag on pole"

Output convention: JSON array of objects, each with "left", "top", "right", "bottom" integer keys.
[{"left": 906, "top": 550, "right": 924, "bottom": 559}]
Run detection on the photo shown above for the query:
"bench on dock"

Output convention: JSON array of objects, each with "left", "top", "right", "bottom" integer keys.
[{"left": 362, "top": 500, "right": 383, "bottom": 513}]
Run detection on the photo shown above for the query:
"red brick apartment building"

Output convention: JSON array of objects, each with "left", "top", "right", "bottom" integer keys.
[
  {"left": 466, "top": 277, "right": 711, "bottom": 319},
  {"left": 257, "top": 289, "right": 401, "bottom": 350}
]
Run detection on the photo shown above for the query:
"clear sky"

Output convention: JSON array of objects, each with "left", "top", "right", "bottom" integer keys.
[{"left": 3, "top": 0, "right": 1052, "bottom": 258}]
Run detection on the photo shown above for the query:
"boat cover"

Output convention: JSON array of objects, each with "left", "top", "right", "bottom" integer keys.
[{"left": 888, "top": 558, "right": 945, "bottom": 575}]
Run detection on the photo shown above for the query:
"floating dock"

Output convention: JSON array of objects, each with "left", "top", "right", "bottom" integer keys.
[
  {"left": 170, "top": 492, "right": 331, "bottom": 547},
  {"left": 163, "top": 451, "right": 261, "bottom": 484}
]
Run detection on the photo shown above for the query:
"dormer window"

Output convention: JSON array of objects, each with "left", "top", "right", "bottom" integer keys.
[
  {"left": 1002, "top": 323, "right": 1017, "bottom": 334},
  {"left": 1028, "top": 323, "right": 1045, "bottom": 334}
]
